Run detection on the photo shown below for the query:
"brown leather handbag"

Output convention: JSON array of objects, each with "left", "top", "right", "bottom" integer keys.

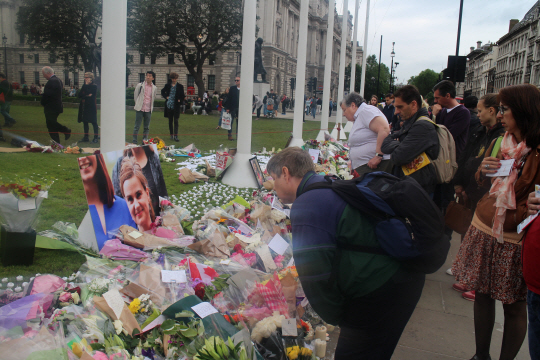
[{"left": 445, "top": 194, "right": 473, "bottom": 235}]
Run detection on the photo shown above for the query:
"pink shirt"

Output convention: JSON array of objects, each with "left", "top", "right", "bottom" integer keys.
[{"left": 141, "top": 82, "right": 153, "bottom": 112}]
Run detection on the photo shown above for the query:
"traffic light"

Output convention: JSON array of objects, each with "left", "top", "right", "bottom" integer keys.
[
  {"left": 312, "top": 77, "right": 317, "bottom": 92},
  {"left": 290, "top": 77, "right": 296, "bottom": 90},
  {"left": 307, "top": 79, "right": 312, "bottom": 93}
]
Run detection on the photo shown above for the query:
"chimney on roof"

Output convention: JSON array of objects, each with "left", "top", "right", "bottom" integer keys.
[
  {"left": 477, "top": 41, "right": 482, "bottom": 49},
  {"left": 509, "top": 19, "right": 519, "bottom": 32},
  {"left": 470, "top": 46, "right": 475, "bottom": 52}
]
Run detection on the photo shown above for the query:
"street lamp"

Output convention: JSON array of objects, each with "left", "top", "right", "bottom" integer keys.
[
  {"left": 392, "top": 62, "right": 399, "bottom": 91},
  {"left": 2, "top": 34, "right": 7, "bottom": 80},
  {"left": 235, "top": 51, "right": 241, "bottom": 77},
  {"left": 390, "top": 42, "right": 395, "bottom": 92}
]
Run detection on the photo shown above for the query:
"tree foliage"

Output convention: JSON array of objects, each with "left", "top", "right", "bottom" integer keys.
[
  {"left": 345, "top": 55, "right": 391, "bottom": 100},
  {"left": 128, "top": 0, "right": 243, "bottom": 97},
  {"left": 16, "top": 0, "right": 102, "bottom": 74},
  {"left": 408, "top": 69, "right": 440, "bottom": 98}
]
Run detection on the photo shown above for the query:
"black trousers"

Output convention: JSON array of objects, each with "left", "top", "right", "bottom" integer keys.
[
  {"left": 335, "top": 269, "right": 425, "bottom": 360},
  {"left": 228, "top": 109, "right": 238, "bottom": 135},
  {"left": 167, "top": 112, "right": 179, "bottom": 136},
  {"left": 44, "top": 109, "right": 69, "bottom": 143},
  {"left": 83, "top": 120, "right": 99, "bottom": 138}
]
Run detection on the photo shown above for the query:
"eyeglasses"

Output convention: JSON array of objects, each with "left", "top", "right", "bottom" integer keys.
[
  {"left": 499, "top": 105, "right": 509, "bottom": 115},
  {"left": 235, "top": 80, "right": 240, "bottom": 82}
]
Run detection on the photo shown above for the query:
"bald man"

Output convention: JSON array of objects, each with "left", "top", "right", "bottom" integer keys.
[{"left": 41, "top": 66, "right": 70, "bottom": 142}]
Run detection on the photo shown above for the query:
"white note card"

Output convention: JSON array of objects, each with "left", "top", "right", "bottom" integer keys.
[
  {"left": 308, "top": 149, "right": 320, "bottom": 164},
  {"left": 255, "top": 244, "right": 277, "bottom": 272},
  {"left": 268, "top": 234, "right": 289, "bottom": 255},
  {"left": 161, "top": 270, "right": 187, "bottom": 283},
  {"left": 18, "top": 197, "right": 37, "bottom": 211},
  {"left": 518, "top": 213, "right": 539, "bottom": 234},
  {"left": 128, "top": 230, "right": 143, "bottom": 239},
  {"left": 281, "top": 318, "right": 298, "bottom": 336},
  {"left": 486, "top": 159, "right": 515, "bottom": 177},
  {"left": 220, "top": 259, "right": 231, "bottom": 265},
  {"left": 191, "top": 302, "right": 218, "bottom": 318},
  {"left": 103, "top": 290, "right": 126, "bottom": 319}
]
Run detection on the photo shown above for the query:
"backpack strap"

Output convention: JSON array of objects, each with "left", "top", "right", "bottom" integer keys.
[
  {"left": 418, "top": 116, "right": 438, "bottom": 127},
  {"left": 491, "top": 136, "right": 503, "bottom": 158}
]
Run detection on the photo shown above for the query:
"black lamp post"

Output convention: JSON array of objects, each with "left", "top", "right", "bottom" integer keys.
[
  {"left": 390, "top": 42, "right": 395, "bottom": 92},
  {"left": 236, "top": 51, "right": 241, "bottom": 77},
  {"left": 2, "top": 34, "right": 7, "bottom": 80}
]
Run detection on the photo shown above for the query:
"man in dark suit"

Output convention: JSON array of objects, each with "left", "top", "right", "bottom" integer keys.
[
  {"left": 41, "top": 66, "right": 70, "bottom": 142},
  {"left": 223, "top": 76, "right": 240, "bottom": 141}
]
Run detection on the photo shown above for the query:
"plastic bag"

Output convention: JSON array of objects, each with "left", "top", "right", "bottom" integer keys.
[{"left": 221, "top": 112, "right": 232, "bottom": 130}]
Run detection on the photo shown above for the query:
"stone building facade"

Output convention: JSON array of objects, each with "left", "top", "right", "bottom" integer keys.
[
  {"left": 0, "top": 0, "right": 354, "bottom": 101},
  {"left": 464, "top": 42, "right": 497, "bottom": 98}
]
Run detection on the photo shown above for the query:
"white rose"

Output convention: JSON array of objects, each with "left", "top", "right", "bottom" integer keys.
[
  {"left": 1, "top": 278, "right": 7, "bottom": 283},
  {"left": 113, "top": 320, "right": 123, "bottom": 335}
]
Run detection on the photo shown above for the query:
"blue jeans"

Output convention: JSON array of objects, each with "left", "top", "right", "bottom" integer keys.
[
  {"left": 0, "top": 101, "right": 15, "bottom": 125},
  {"left": 133, "top": 111, "right": 152, "bottom": 142},
  {"left": 528, "top": 290, "right": 540, "bottom": 359},
  {"left": 311, "top": 106, "right": 316, "bottom": 118}
]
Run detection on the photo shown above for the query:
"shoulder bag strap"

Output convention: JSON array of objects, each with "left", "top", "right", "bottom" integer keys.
[{"left": 491, "top": 136, "right": 503, "bottom": 158}]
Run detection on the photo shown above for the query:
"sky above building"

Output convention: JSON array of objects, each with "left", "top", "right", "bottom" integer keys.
[{"left": 334, "top": 0, "right": 536, "bottom": 84}]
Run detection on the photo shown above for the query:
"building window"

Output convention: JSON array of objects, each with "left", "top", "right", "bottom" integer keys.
[
  {"left": 139, "top": 53, "right": 145, "bottom": 64},
  {"left": 208, "top": 75, "right": 215, "bottom": 90},
  {"left": 209, "top": 54, "right": 216, "bottom": 65},
  {"left": 19, "top": 33, "right": 25, "bottom": 44},
  {"left": 151, "top": 54, "right": 157, "bottom": 64},
  {"left": 64, "top": 71, "right": 70, "bottom": 86},
  {"left": 64, "top": 54, "right": 69, "bottom": 64},
  {"left": 187, "top": 74, "right": 194, "bottom": 87},
  {"left": 139, "top": 73, "right": 145, "bottom": 83},
  {"left": 34, "top": 71, "right": 40, "bottom": 85},
  {"left": 20, "top": 71, "right": 25, "bottom": 84},
  {"left": 19, "top": 54, "right": 24, "bottom": 64},
  {"left": 168, "top": 54, "right": 174, "bottom": 64},
  {"left": 73, "top": 72, "right": 79, "bottom": 86},
  {"left": 34, "top": 54, "right": 39, "bottom": 64},
  {"left": 49, "top": 54, "right": 56, "bottom": 63}
]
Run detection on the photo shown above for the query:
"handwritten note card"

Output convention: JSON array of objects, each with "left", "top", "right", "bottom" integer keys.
[
  {"left": 191, "top": 302, "right": 218, "bottom": 318},
  {"left": 18, "top": 197, "right": 37, "bottom": 212},
  {"left": 282, "top": 318, "right": 298, "bottom": 336},
  {"left": 128, "top": 230, "right": 143, "bottom": 239},
  {"left": 268, "top": 234, "right": 289, "bottom": 255},
  {"left": 255, "top": 244, "right": 277, "bottom": 272},
  {"left": 161, "top": 270, "right": 187, "bottom": 283},
  {"left": 103, "top": 290, "right": 126, "bottom": 319},
  {"left": 486, "top": 159, "right": 515, "bottom": 177},
  {"left": 308, "top": 149, "right": 320, "bottom": 164}
]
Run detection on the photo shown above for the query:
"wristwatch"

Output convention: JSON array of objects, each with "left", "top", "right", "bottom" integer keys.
[{"left": 375, "top": 153, "right": 384, "bottom": 158}]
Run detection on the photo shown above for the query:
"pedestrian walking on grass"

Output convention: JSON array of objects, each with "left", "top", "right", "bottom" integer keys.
[{"left": 41, "top": 66, "right": 70, "bottom": 143}]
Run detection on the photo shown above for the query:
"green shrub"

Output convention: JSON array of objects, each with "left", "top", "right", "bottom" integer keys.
[{"left": 126, "top": 87, "right": 135, "bottom": 100}]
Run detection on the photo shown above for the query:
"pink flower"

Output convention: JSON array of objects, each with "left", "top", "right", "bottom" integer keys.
[
  {"left": 179, "top": 258, "right": 188, "bottom": 266},
  {"left": 161, "top": 199, "right": 173, "bottom": 207},
  {"left": 93, "top": 351, "right": 109, "bottom": 360},
  {"left": 59, "top": 292, "right": 72, "bottom": 303},
  {"left": 274, "top": 255, "right": 285, "bottom": 266}
]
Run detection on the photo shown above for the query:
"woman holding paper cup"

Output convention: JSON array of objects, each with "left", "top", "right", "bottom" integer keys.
[
  {"left": 79, "top": 154, "right": 136, "bottom": 250},
  {"left": 119, "top": 157, "right": 156, "bottom": 232},
  {"left": 452, "top": 84, "right": 540, "bottom": 360}
]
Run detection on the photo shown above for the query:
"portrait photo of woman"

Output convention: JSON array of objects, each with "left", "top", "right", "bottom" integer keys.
[{"left": 78, "top": 154, "right": 136, "bottom": 249}]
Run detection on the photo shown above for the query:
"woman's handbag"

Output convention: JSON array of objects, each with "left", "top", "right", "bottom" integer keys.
[
  {"left": 445, "top": 194, "right": 473, "bottom": 235},
  {"left": 221, "top": 112, "right": 232, "bottom": 130}
]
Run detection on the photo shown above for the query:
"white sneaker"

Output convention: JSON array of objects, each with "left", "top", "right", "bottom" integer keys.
[{"left": 446, "top": 268, "right": 453, "bottom": 276}]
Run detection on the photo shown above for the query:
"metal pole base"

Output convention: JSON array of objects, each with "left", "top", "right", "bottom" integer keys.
[{"left": 221, "top": 152, "right": 259, "bottom": 188}]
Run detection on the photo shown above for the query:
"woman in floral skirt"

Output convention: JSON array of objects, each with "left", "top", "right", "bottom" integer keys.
[{"left": 452, "top": 84, "right": 540, "bottom": 360}]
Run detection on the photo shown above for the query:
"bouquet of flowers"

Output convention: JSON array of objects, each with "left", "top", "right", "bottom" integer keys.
[
  {"left": 0, "top": 176, "right": 53, "bottom": 232},
  {"left": 143, "top": 137, "right": 165, "bottom": 151}
]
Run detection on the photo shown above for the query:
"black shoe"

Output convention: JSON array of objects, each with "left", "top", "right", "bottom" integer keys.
[
  {"left": 170, "top": 135, "right": 174, "bottom": 140},
  {"left": 174, "top": 136, "right": 179, "bottom": 142},
  {"left": 65, "top": 129, "right": 71, "bottom": 141},
  {"left": 92, "top": 138, "right": 99, "bottom": 143},
  {"left": 80, "top": 137, "right": 90, "bottom": 143},
  {"left": 10, "top": 120, "right": 16, "bottom": 126}
]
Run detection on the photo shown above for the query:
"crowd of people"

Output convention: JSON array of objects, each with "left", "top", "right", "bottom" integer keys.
[{"left": 265, "top": 81, "right": 540, "bottom": 359}]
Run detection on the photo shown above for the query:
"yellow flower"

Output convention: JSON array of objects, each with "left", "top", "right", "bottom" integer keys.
[
  {"left": 128, "top": 298, "right": 141, "bottom": 314},
  {"left": 300, "top": 347, "right": 312, "bottom": 356}
]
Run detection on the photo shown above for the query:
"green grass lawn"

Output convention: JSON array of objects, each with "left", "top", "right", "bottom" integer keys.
[
  {"left": 0, "top": 104, "right": 331, "bottom": 278},
  {"left": 1, "top": 105, "right": 325, "bottom": 151}
]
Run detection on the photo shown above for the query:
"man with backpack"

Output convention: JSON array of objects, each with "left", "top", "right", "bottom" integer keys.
[
  {"left": 266, "top": 147, "right": 432, "bottom": 360},
  {"left": 0, "top": 73, "right": 16, "bottom": 129},
  {"left": 381, "top": 85, "right": 440, "bottom": 195},
  {"left": 132, "top": 71, "right": 157, "bottom": 145}
]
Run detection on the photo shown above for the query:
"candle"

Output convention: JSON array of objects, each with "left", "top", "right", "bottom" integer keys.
[
  {"left": 314, "top": 339, "right": 327, "bottom": 357},
  {"left": 315, "top": 325, "right": 327, "bottom": 341}
]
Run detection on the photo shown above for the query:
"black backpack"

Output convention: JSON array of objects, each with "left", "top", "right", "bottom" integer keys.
[{"left": 303, "top": 172, "right": 450, "bottom": 274}]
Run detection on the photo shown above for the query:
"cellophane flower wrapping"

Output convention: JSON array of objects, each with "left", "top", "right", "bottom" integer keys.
[{"left": 0, "top": 190, "right": 47, "bottom": 232}]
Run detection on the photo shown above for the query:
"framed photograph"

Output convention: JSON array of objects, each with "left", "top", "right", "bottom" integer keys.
[{"left": 249, "top": 156, "right": 266, "bottom": 189}]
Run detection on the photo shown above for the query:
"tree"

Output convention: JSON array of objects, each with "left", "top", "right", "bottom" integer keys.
[
  {"left": 16, "top": 0, "right": 102, "bottom": 75},
  {"left": 345, "top": 55, "right": 391, "bottom": 100},
  {"left": 408, "top": 69, "right": 440, "bottom": 98},
  {"left": 128, "top": 0, "right": 243, "bottom": 97}
]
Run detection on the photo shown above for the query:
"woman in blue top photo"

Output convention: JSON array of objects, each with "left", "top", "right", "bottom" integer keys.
[{"left": 79, "top": 154, "right": 136, "bottom": 249}]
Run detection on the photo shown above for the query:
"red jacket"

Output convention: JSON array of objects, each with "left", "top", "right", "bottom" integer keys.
[{"left": 523, "top": 216, "right": 540, "bottom": 295}]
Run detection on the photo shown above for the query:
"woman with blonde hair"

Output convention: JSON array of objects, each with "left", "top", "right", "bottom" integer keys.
[{"left": 78, "top": 72, "right": 99, "bottom": 143}]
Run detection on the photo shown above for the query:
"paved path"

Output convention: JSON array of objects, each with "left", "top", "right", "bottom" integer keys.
[{"left": 392, "top": 231, "right": 530, "bottom": 360}]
